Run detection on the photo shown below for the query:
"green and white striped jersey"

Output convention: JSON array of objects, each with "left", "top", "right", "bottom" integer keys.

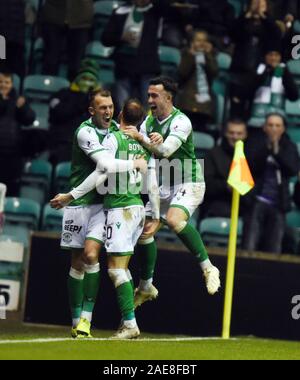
[
  {"left": 141, "top": 108, "right": 204, "bottom": 186},
  {"left": 69, "top": 118, "right": 119, "bottom": 207}
]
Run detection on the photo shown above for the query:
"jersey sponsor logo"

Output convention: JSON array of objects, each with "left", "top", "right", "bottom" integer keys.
[
  {"left": 128, "top": 143, "right": 142, "bottom": 151},
  {"left": 62, "top": 232, "right": 72, "bottom": 244},
  {"left": 65, "top": 220, "right": 74, "bottom": 225},
  {"left": 64, "top": 224, "right": 83, "bottom": 233}
]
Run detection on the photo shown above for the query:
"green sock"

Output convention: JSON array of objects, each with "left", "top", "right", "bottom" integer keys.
[
  {"left": 82, "top": 264, "right": 100, "bottom": 317},
  {"left": 138, "top": 240, "right": 157, "bottom": 281},
  {"left": 116, "top": 281, "right": 135, "bottom": 321},
  {"left": 177, "top": 223, "right": 209, "bottom": 263},
  {"left": 68, "top": 269, "right": 84, "bottom": 326}
]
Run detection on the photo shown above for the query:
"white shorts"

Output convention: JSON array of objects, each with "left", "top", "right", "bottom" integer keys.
[
  {"left": 105, "top": 206, "right": 145, "bottom": 255},
  {"left": 145, "top": 182, "right": 206, "bottom": 221},
  {"left": 61, "top": 204, "right": 105, "bottom": 249}
]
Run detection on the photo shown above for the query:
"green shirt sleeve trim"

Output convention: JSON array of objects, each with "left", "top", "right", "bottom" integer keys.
[{"left": 88, "top": 148, "right": 108, "bottom": 157}]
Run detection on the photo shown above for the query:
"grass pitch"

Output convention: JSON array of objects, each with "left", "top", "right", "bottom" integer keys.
[{"left": 0, "top": 320, "right": 299, "bottom": 360}]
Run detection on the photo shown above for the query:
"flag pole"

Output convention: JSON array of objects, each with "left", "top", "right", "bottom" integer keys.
[{"left": 222, "top": 187, "right": 240, "bottom": 339}]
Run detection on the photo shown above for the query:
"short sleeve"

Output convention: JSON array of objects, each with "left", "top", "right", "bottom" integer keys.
[
  {"left": 77, "top": 127, "right": 106, "bottom": 157},
  {"left": 169, "top": 114, "right": 192, "bottom": 143},
  {"left": 140, "top": 119, "right": 148, "bottom": 139}
]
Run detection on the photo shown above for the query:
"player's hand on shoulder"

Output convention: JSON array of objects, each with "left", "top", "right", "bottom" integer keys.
[
  {"left": 124, "top": 126, "right": 143, "bottom": 142},
  {"left": 50, "top": 193, "right": 74, "bottom": 209},
  {"left": 150, "top": 133, "right": 163, "bottom": 146}
]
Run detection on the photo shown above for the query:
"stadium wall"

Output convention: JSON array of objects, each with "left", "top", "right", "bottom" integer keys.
[{"left": 23, "top": 233, "right": 300, "bottom": 341}]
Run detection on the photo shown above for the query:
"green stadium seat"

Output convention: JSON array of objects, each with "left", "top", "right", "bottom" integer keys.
[
  {"left": 54, "top": 162, "right": 71, "bottom": 193},
  {"left": 159, "top": 46, "right": 181, "bottom": 78},
  {"left": 4, "top": 197, "right": 41, "bottom": 230},
  {"left": 285, "top": 99, "right": 300, "bottom": 126},
  {"left": 24, "top": 75, "right": 70, "bottom": 102},
  {"left": 41, "top": 204, "right": 63, "bottom": 232},
  {"left": 13, "top": 74, "right": 21, "bottom": 94},
  {"left": 200, "top": 217, "right": 243, "bottom": 248},
  {"left": 228, "top": 0, "right": 246, "bottom": 17},
  {"left": 20, "top": 160, "right": 53, "bottom": 204},
  {"left": 193, "top": 132, "right": 214, "bottom": 158},
  {"left": 93, "top": 1, "right": 124, "bottom": 39},
  {"left": 216, "top": 52, "right": 232, "bottom": 71},
  {"left": 1, "top": 225, "right": 30, "bottom": 249},
  {"left": 286, "top": 210, "right": 300, "bottom": 228},
  {"left": 287, "top": 127, "right": 300, "bottom": 143},
  {"left": 85, "top": 41, "right": 115, "bottom": 87}
]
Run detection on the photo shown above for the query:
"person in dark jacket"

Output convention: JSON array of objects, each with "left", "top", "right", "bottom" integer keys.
[
  {"left": 48, "top": 59, "right": 101, "bottom": 165},
  {"left": 41, "top": 0, "right": 94, "bottom": 80},
  {"left": 244, "top": 38, "right": 299, "bottom": 123},
  {"left": 0, "top": 72, "right": 35, "bottom": 195},
  {"left": 242, "top": 112, "right": 300, "bottom": 254},
  {"left": 101, "top": 0, "right": 172, "bottom": 113},
  {"left": 229, "top": 0, "right": 282, "bottom": 118},
  {"left": 204, "top": 119, "right": 248, "bottom": 218},
  {"left": 0, "top": 0, "right": 26, "bottom": 78},
  {"left": 177, "top": 30, "right": 218, "bottom": 131}
]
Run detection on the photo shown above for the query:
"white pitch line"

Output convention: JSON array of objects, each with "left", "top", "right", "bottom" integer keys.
[{"left": 0, "top": 337, "right": 228, "bottom": 345}]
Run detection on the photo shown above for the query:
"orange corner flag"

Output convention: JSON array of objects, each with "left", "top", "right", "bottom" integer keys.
[{"left": 227, "top": 141, "right": 255, "bottom": 196}]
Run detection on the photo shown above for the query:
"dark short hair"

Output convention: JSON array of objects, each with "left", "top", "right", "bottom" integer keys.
[
  {"left": 0, "top": 72, "right": 13, "bottom": 80},
  {"left": 265, "top": 112, "right": 287, "bottom": 127},
  {"left": 149, "top": 76, "right": 178, "bottom": 99},
  {"left": 224, "top": 118, "right": 247, "bottom": 133},
  {"left": 122, "top": 98, "right": 145, "bottom": 127},
  {"left": 89, "top": 89, "right": 111, "bottom": 106}
]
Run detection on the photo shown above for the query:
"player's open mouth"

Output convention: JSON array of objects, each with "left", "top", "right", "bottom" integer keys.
[
  {"left": 150, "top": 105, "right": 157, "bottom": 111},
  {"left": 105, "top": 116, "right": 111, "bottom": 122}
]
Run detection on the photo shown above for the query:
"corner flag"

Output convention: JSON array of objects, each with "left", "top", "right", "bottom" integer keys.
[
  {"left": 222, "top": 141, "right": 254, "bottom": 339},
  {"left": 227, "top": 141, "right": 254, "bottom": 195}
]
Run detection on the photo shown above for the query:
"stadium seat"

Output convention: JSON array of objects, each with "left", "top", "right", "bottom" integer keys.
[
  {"left": 13, "top": 74, "right": 21, "bottom": 95},
  {"left": 286, "top": 210, "right": 300, "bottom": 228},
  {"left": 159, "top": 46, "right": 181, "bottom": 79},
  {"left": 85, "top": 41, "right": 115, "bottom": 87},
  {"left": 54, "top": 162, "right": 71, "bottom": 193},
  {"left": 193, "top": 132, "right": 215, "bottom": 158},
  {"left": 228, "top": 0, "right": 246, "bottom": 17},
  {"left": 285, "top": 99, "right": 300, "bottom": 126},
  {"left": 24, "top": 75, "right": 70, "bottom": 102},
  {"left": 287, "top": 60, "right": 300, "bottom": 87},
  {"left": 4, "top": 197, "right": 41, "bottom": 230},
  {"left": 41, "top": 204, "right": 63, "bottom": 232},
  {"left": 20, "top": 160, "right": 52, "bottom": 204},
  {"left": 216, "top": 52, "right": 232, "bottom": 72},
  {"left": 200, "top": 217, "right": 243, "bottom": 248},
  {"left": 287, "top": 127, "right": 300, "bottom": 144},
  {"left": 1, "top": 226, "right": 30, "bottom": 249},
  {"left": 93, "top": 1, "right": 124, "bottom": 39}
]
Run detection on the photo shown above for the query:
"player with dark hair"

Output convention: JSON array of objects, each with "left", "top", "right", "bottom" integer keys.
[{"left": 124, "top": 76, "right": 221, "bottom": 307}]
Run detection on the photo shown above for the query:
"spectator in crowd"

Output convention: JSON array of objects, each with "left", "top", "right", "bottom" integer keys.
[
  {"left": 229, "top": 0, "right": 282, "bottom": 118},
  {"left": 0, "top": 72, "right": 35, "bottom": 196},
  {"left": 41, "top": 0, "right": 94, "bottom": 81},
  {"left": 178, "top": 0, "right": 235, "bottom": 50},
  {"left": 294, "top": 174, "right": 300, "bottom": 209},
  {"left": 204, "top": 119, "right": 248, "bottom": 218},
  {"left": 248, "top": 39, "right": 299, "bottom": 126},
  {"left": 177, "top": 30, "right": 218, "bottom": 131},
  {"left": 0, "top": 0, "right": 26, "bottom": 78},
  {"left": 48, "top": 59, "right": 101, "bottom": 165},
  {"left": 242, "top": 113, "right": 300, "bottom": 254},
  {"left": 101, "top": 0, "right": 172, "bottom": 113}
]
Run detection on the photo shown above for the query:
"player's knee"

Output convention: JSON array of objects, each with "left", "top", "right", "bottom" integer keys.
[
  {"left": 83, "top": 248, "right": 99, "bottom": 265},
  {"left": 108, "top": 269, "right": 129, "bottom": 288},
  {"left": 167, "top": 217, "right": 187, "bottom": 234}
]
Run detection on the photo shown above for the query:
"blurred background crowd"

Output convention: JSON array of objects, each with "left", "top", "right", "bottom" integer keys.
[{"left": 1, "top": 0, "right": 300, "bottom": 255}]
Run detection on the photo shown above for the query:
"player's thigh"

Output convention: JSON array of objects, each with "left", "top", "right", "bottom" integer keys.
[
  {"left": 61, "top": 206, "right": 90, "bottom": 250},
  {"left": 107, "top": 255, "right": 131, "bottom": 269},
  {"left": 105, "top": 207, "right": 145, "bottom": 255},
  {"left": 169, "top": 182, "right": 206, "bottom": 221},
  {"left": 85, "top": 204, "right": 106, "bottom": 246}
]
